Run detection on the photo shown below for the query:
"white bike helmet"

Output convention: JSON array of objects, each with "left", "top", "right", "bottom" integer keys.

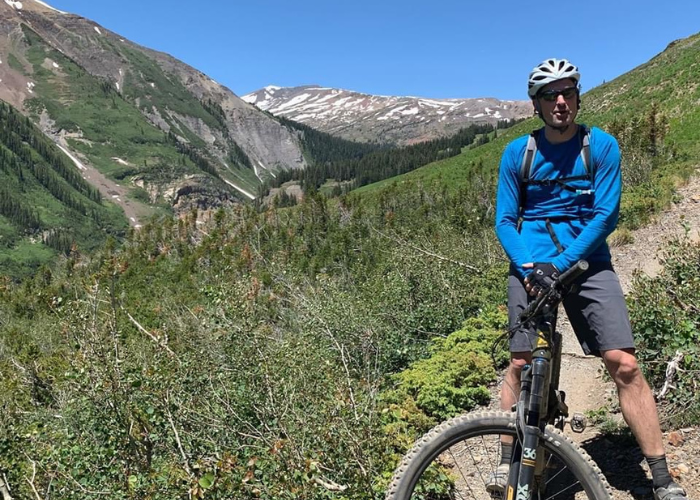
[{"left": 527, "top": 58, "right": 580, "bottom": 98}]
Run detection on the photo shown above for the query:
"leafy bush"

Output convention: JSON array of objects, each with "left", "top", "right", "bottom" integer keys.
[
  {"left": 384, "top": 309, "right": 508, "bottom": 426},
  {"left": 628, "top": 235, "right": 700, "bottom": 427}
]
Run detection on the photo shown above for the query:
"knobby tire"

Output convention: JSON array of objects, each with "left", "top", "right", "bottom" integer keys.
[{"left": 386, "top": 411, "right": 612, "bottom": 500}]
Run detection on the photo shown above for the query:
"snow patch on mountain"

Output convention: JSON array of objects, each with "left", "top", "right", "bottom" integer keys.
[
  {"left": 32, "top": 0, "right": 66, "bottom": 13},
  {"left": 222, "top": 179, "right": 255, "bottom": 200},
  {"left": 57, "top": 144, "right": 86, "bottom": 171},
  {"left": 112, "top": 157, "right": 129, "bottom": 166}
]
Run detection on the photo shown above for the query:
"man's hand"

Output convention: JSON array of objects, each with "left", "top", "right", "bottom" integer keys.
[{"left": 523, "top": 262, "right": 560, "bottom": 296}]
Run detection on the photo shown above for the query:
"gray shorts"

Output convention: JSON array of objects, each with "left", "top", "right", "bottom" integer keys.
[{"left": 508, "top": 262, "right": 635, "bottom": 356}]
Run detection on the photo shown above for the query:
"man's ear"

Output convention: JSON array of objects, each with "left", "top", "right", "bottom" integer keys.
[{"left": 532, "top": 99, "right": 541, "bottom": 116}]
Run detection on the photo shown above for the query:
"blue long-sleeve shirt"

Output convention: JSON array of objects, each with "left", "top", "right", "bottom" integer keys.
[{"left": 495, "top": 126, "right": 621, "bottom": 279}]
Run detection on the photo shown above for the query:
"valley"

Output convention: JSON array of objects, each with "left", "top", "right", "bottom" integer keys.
[{"left": 0, "top": 1, "right": 698, "bottom": 499}]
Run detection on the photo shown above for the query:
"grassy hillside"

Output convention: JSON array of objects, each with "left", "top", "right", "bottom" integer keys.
[
  {"left": 1, "top": 23, "right": 267, "bottom": 275},
  {"left": 0, "top": 102, "right": 127, "bottom": 279},
  {"left": 583, "top": 33, "right": 700, "bottom": 155},
  {"left": 16, "top": 25, "right": 248, "bottom": 192}
]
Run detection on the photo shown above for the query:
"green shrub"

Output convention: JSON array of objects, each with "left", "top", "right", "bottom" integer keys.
[
  {"left": 130, "top": 186, "right": 151, "bottom": 203},
  {"left": 384, "top": 309, "right": 508, "bottom": 424},
  {"left": 629, "top": 235, "right": 700, "bottom": 427}
]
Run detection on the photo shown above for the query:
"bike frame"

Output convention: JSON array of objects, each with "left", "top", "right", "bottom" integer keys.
[
  {"left": 506, "top": 311, "right": 561, "bottom": 499},
  {"left": 504, "top": 260, "right": 588, "bottom": 500}
]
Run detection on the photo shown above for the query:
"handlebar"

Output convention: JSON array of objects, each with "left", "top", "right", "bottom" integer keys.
[
  {"left": 518, "top": 260, "right": 589, "bottom": 321},
  {"left": 557, "top": 260, "right": 589, "bottom": 286}
]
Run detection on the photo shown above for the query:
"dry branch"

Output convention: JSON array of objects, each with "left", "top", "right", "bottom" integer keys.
[
  {"left": 122, "top": 306, "right": 178, "bottom": 359},
  {"left": 657, "top": 350, "right": 684, "bottom": 400},
  {"left": 1, "top": 472, "right": 13, "bottom": 500},
  {"left": 24, "top": 458, "right": 42, "bottom": 500},
  {"left": 370, "top": 227, "right": 480, "bottom": 272},
  {"left": 165, "top": 394, "right": 193, "bottom": 476},
  {"left": 666, "top": 287, "right": 700, "bottom": 314},
  {"left": 313, "top": 476, "right": 348, "bottom": 492}
]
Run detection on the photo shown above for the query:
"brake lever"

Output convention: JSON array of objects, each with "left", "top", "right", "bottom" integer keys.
[{"left": 519, "top": 286, "right": 559, "bottom": 323}]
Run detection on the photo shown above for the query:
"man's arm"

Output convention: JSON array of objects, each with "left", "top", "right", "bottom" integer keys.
[
  {"left": 551, "top": 131, "right": 621, "bottom": 272},
  {"left": 495, "top": 140, "right": 535, "bottom": 279}
]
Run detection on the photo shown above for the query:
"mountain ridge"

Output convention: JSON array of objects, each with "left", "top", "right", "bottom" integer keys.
[
  {"left": 0, "top": 0, "right": 308, "bottom": 217},
  {"left": 0, "top": 0, "right": 311, "bottom": 274},
  {"left": 243, "top": 84, "right": 532, "bottom": 145}
]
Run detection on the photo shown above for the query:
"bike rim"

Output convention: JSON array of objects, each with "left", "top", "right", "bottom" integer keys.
[{"left": 404, "top": 422, "right": 603, "bottom": 500}]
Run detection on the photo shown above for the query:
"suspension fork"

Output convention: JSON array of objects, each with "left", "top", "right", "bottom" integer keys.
[
  {"left": 505, "top": 364, "right": 531, "bottom": 498},
  {"left": 507, "top": 320, "right": 555, "bottom": 500}
]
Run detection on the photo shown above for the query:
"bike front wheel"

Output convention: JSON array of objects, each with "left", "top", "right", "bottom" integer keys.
[{"left": 386, "top": 411, "right": 611, "bottom": 500}]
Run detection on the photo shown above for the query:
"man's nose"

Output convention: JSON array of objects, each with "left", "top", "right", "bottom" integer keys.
[{"left": 556, "top": 94, "right": 568, "bottom": 105}]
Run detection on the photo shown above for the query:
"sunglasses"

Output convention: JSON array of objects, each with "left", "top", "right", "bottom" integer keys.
[{"left": 538, "top": 86, "right": 578, "bottom": 102}]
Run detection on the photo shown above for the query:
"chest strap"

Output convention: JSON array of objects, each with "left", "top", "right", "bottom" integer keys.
[{"left": 519, "top": 126, "right": 593, "bottom": 215}]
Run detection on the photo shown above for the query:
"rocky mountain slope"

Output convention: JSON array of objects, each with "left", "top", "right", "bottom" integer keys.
[
  {"left": 0, "top": 0, "right": 306, "bottom": 217},
  {"left": 243, "top": 85, "right": 532, "bottom": 146}
]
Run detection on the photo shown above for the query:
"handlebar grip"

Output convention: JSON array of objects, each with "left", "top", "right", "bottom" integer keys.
[
  {"left": 557, "top": 260, "right": 589, "bottom": 287},
  {"left": 517, "top": 260, "right": 589, "bottom": 321}
]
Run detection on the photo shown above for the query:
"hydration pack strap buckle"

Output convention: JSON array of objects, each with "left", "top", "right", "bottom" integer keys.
[{"left": 545, "top": 218, "right": 565, "bottom": 254}]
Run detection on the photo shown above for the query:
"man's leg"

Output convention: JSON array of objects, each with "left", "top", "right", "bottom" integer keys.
[
  {"left": 602, "top": 348, "right": 686, "bottom": 497},
  {"left": 503, "top": 271, "right": 533, "bottom": 412},
  {"left": 602, "top": 348, "right": 664, "bottom": 455},
  {"left": 501, "top": 353, "right": 531, "bottom": 412},
  {"left": 488, "top": 273, "right": 535, "bottom": 492}
]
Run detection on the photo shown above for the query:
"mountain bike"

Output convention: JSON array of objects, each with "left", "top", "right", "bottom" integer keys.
[{"left": 386, "top": 260, "right": 613, "bottom": 500}]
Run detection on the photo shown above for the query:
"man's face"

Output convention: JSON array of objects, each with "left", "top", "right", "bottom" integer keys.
[{"left": 534, "top": 78, "right": 579, "bottom": 129}]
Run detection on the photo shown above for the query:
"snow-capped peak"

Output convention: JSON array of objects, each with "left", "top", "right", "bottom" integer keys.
[
  {"left": 32, "top": 0, "right": 66, "bottom": 12},
  {"left": 243, "top": 85, "right": 532, "bottom": 146},
  {"left": 3, "top": 0, "right": 68, "bottom": 12}
]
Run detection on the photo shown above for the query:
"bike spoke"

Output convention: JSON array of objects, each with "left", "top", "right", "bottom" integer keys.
[
  {"left": 542, "top": 479, "right": 583, "bottom": 500},
  {"left": 445, "top": 434, "right": 500, "bottom": 499},
  {"left": 387, "top": 413, "right": 611, "bottom": 500},
  {"left": 410, "top": 432, "right": 592, "bottom": 499}
]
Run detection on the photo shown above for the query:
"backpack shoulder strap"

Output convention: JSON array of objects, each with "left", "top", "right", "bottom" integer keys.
[
  {"left": 519, "top": 129, "right": 541, "bottom": 216},
  {"left": 520, "top": 129, "right": 540, "bottom": 183},
  {"left": 579, "top": 125, "right": 592, "bottom": 178}
]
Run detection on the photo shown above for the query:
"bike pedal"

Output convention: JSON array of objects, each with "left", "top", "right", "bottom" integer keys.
[
  {"left": 569, "top": 413, "right": 587, "bottom": 433},
  {"left": 554, "top": 417, "right": 566, "bottom": 431}
]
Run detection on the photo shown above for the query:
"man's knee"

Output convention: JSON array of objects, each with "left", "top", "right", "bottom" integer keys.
[
  {"left": 603, "top": 348, "right": 645, "bottom": 386},
  {"left": 508, "top": 353, "right": 532, "bottom": 378}
]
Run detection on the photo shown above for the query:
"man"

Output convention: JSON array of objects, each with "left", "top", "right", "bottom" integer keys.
[{"left": 490, "top": 58, "right": 687, "bottom": 500}]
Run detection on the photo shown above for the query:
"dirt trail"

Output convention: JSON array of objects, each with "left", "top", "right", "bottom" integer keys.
[{"left": 554, "top": 169, "right": 700, "bottom": 499}]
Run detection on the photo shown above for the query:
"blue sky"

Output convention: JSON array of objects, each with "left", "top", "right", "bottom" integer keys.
[{"left": 47, "top": 0, "right": 700, "bottom": 101}]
